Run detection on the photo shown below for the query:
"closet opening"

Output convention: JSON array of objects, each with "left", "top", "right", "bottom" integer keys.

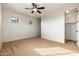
[{"left": 65, "top": 8, "right": 78, "bottom": 46}]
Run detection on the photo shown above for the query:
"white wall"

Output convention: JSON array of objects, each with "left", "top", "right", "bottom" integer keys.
[
  {"left": 2, "top": 9, "right": 40, "bottom": 42},
  {"left": 0, "top": 4, "right": 2, "bottom": 50},
  {"left": 41, "top": 10, "right": 65, "bottom": 43},
  {"left": 65, "top": 23, "right": 77, "bottom": 41}
]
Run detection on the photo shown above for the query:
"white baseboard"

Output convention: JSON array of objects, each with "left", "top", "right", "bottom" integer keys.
[{"left": 3, "top": 36, "right": 40, "bottom": 43}]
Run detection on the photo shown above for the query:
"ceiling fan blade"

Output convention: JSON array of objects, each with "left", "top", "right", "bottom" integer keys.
[
  {"left": 38, "top": 7, "right": 45, "bottom": 9},
  {"left": 31, "top": 10, "right": 34, "bottom": 14},
  {"left": 25, "top": 8, "right": 33, "bottom": 9},
  {"left": 37, "top": 10, "right": 41, "bottom": 14},
  {"left": 32, "top": 3, "right": 37, "bottom": 8}
]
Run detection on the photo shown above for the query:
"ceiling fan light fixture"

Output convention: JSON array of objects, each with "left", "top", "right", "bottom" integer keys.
[
  {"left": 66, "top": 10, "right": 70, "bottom": 13},
  {"left": 33, "top": 8, "right": 37, "bottom": 11},
  {"left": 25, "top": 3, "right": 45, "bottom": 14}
]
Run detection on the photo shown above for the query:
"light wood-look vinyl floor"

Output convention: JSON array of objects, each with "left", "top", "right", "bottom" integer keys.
[{"left": 0, "top": 37, "right": 79, "bottom": 56}]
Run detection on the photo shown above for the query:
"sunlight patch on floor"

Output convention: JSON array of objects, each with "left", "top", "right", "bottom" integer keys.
[{"left": 33, "top": 47, "right": 74, "bottom": 55}]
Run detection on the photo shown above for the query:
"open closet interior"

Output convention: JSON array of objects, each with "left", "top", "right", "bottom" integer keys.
[{"left": 65, "top": 8, "right": 78, "bottom": 46}]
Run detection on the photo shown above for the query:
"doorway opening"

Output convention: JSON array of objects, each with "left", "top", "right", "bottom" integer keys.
[{"left": 65, "top": 8, "right": 78, "bottom": 46}]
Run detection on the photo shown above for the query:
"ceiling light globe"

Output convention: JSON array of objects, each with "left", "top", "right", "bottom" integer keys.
[{"left": 33, "top": 9, "right": 37, "bottom": 11}]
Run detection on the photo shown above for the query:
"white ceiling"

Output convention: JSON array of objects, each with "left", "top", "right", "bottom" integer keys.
[{"left": 2, "top": 3, "right": 79, "bottom": 18}]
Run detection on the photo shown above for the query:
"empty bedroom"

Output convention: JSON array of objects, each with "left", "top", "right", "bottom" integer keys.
[{"left": 0, "top": 3, "right": 79, "bottom": 56}]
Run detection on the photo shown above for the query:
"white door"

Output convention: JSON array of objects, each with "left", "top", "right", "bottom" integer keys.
[
  {"left": 77, "top": 10, "right": 79, "bottom": 47},
  {"left": 0, "top": 4, "right": 2, "bottom": 50}
]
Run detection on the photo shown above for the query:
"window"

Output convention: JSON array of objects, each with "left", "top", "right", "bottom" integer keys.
[{"left": 11, "top": 16, "right": 19, "bottom": 23}]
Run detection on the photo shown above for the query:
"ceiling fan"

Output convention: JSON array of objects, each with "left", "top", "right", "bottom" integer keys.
[{"left": 25, "top": 3, "right": 45, "bottom": 14}]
